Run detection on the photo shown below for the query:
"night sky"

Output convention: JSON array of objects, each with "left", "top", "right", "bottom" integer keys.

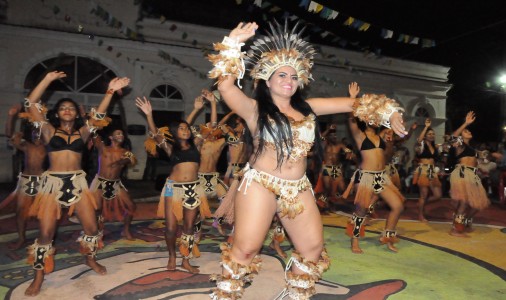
[{"left": 142, "top": 0, "right": 506, "bottom": 143}]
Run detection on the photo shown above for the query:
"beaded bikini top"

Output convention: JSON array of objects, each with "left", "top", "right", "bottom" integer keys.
[{"left": 261, "top": 113, "right": 315, "bottom": 162}]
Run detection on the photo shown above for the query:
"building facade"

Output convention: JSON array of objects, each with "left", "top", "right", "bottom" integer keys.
[{"left": 0, "top": 0, "right": 450, "bottom": 182}]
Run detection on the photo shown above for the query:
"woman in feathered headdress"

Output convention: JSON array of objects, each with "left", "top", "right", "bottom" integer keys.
[{"left": 207, "top": 21, "right": 407, "bottom": 299}]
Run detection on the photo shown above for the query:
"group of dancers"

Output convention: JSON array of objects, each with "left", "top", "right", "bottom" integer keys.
[{"left": 1, "top": 20, "right": 490, "bottom": 299}]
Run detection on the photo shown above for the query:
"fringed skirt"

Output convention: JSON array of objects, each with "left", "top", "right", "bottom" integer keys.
[
  {"left": 90, "top": 175, "right": 134, "bottom": 221},
  {"left": 15, "top": 173, "right": 41, "bottom": 219},
  {"left": 237, "top": 163, "right": 313, "bottom": 219},
  {"left": 29, "top": 170, "right": 97, "bottom": 220},
  {"left": 413, "top": 163, "right": 441, "bottom": 187},
  {"left": 344, "top": 169, "right": 404, "bottom": 208},
  {"left": 450, "top": 164, "right": 490, "bottom": 210},
  {"left": 198, "top": 171, "right": 229, "bottom": 198},
  {"left": 157, "top": 178, "right": 211, "bottom": 222},
  {"left": 385, "top": 163, "right": 401, "bottom": 189}
]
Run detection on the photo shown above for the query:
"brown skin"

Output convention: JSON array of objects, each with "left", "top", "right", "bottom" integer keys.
[
  {"left": 321, "top": 124, "right": 347, "bottom": 203},
  {"left": 136, "top": 97, "right": 201, "bottom": 274},
  {"left": 348, "top": 86, "right": 404, "bottom": 254},
  {"left": 219, "top": 113, "right": 248, "bottom": 186},
  {"left": 415, "top": 119, "right": 442, "bottom": 222},
  {"left": 93, "top": 130, "right": 136, "bottom": 240},
  {"left": 24, "top": 72, "right": 129, "bottom": 296},
  {"left": 449, "top": 111, "right": 478, "bottom": 237},
  {"left": 5, "top": 102, "right": 47, "bottom": 250}
]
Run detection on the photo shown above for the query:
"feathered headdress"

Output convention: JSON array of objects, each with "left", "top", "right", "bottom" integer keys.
[{"left": 246, "top": 20, "right": 316, "bottom": 88}]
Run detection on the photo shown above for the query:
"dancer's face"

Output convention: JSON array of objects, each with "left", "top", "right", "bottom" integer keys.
[
  {"left": 462, "top": 129, "right": 472, "bottom": 139},
  {"left": 266, "top": 66, "right": 298, "bottom": 98},
  {"left": 110, "top": 130, "right": 124, "bottom": 143},
  {"left": 425, "top": 129, "right": 435, "bottom": 142},
  {"left": 177, "top": 123, "right": 191, "bottom": 140},
  {"left": 57, "top": 101, "right": 77, "bottom": 122}
]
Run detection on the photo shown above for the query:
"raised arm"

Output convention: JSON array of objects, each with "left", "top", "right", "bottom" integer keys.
[
  {"left": 218, "top": 111, "right": 235, "bottom": 126},
  {"left": 453, "top": 111, "right": 475, "bottom": 137},
  {"left": 186, "top": 95, "right": 205, "bottom": 125},
  {"left": 96, "top": 77, "right": 130, "bottom": 114},
  {"left": 209, "top": 22, "right": 259, "bottom": 125},
  {"left": 417, "top": 118, "right": 431, "bottom": 144},
  {"left": 91, "top": 133, "right": 105, "bottom": 153},
  {"left": 26, "top": 71, "right": 66, "bottom": 139},
  {"left": 9, "top": 132, "right": 27, "bottom": 152},
  {"left": 202, "top": 89, "right": 218, "bottom": 127},
  {"left": 5, "top": 103, "right": 21, "bottom": 138},
  {"left": 136, "top": 96, "right": 172, "bottom": 156}
]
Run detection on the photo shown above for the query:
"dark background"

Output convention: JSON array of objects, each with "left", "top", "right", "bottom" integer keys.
[{"left": 141, "top": 0, "right": 506, "bottom": 144}]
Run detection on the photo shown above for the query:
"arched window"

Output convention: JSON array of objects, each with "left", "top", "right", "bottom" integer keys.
[
  {"left": 415, "top": 107, "right": 430, "bottom": 118},
  {"left": 24, "top": 55, "right": 119, "bottom": 112},
  {"left": 149, "top": 84, "right": 183, "bottom": 100},
  {"left": 148, "top": 84, "right": 184, "bottom": 128},
  {"left": 24, "top": 55, "right": 117, "bottom": 93}
]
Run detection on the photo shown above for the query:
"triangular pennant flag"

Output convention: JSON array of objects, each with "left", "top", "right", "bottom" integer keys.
[
  {"left": 358, "top": 22, "right": 370, "bottom": 31},
  {"left": 403, "top": 35, "right": 410, "bottom": 43},
  {"left": 308, "top": 1, "right": 319, "bottom": 13},
  {"left": 410, "top": 37, "right": 419, "bottom": 45},
  {"left": 381, "top": 29, "right": 393, "bottom": 39},
  {"left": 328, "top": 10, "right": 339, "bottom": 20},
  {"left": 315, "top": 3, "right": 324, "bottom": 13},
  {"left": 352, "top": 20, "right": 363, "bottom": 29},
  {"left": 254, "top": 0, "right": 262, "bottom": 7},
  {"left": 343, "top": 17, "right": 354, "bottom": 26},
  {"left": 299, "top": 0, "right": 310, "bottom": 8},
  {"left": 397, "top": 34, "right": 405, "bottom": 42}
]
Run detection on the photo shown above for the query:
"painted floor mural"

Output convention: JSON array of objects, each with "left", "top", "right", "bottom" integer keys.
[{"left": 0, "top": 210, "right": 505, "bottom": 300}]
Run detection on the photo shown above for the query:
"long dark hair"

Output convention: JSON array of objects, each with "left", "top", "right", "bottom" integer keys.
[
  {"left": 47, "top": 98, "right": 85, "bottom": 131},
  {"left": 168, "top": 119, "right": 196, "bottom": 152},
  {"left": 251, "top": 80, "right": 323, "bottom": 172}
]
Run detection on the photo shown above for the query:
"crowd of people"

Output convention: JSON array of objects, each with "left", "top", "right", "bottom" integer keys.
[{"left": 0, "top": 20, "right": 501, "bottom": 299}]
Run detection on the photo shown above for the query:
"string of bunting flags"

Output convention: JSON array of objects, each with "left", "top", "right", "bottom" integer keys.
[{"left": 253, "top": 0, "right": 436, "bottom": 48}]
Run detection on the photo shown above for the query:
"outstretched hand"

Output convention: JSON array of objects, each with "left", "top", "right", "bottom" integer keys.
[
  {"left": 194, "top": 96, "right": 205, "bottom": 110},
  {"left": 424, "top": 118, "right": 431, "bottom": 128},
  {"left": 390, "top": 112, "right": 408, "bottom": 137},
  {"left": 229, "top": 22, "right": 258, "bottom": 43},
  {"left": 348, "top": 82, "right": 360, "bottom": 98},
  {"left": 465, "top": 111, "right": 476, "bottom": 125},
  {"left": 202, "top": 89, "right": 216, "bottom": 102},
  {"left": 108, "top": 77, "right": 131, "bottom": 94},
  {"left": 44, "top": 71, "right": 67, "bottom": 82},
  {"left": 135, "top": 96, "right": 152, "bottom": 116}
]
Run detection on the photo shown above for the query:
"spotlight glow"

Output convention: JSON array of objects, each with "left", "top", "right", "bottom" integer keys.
[{"left": 500, "top": 74, "right": 506, "bottom": 85}]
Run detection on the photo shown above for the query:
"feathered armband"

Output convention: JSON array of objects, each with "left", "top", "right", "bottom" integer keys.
[
  {"left": 352, "top": 94, "right": 404, "bottom": 129},
  {"left": 144, "top": 127, "right": 174, "bottom": 156},
  {"left": 208, "top": 36, "right": 245, "bottom": 87},
  {"left": 87, "top": 108, "right": 112, "bottom": 133}
]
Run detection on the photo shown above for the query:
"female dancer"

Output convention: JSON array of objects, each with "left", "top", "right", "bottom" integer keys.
[
  {"left": 449, "top": 111, "right": 489, "bottom": 236},
  {"left": 345, "top": 97, "right": 405, "bottom": 253},
  {"left": 24, "top": 71, "right": 129, "bottom": 296},
  {"left": 136, "top": 96, "right": 211, "bottom": 274},
  {"left": 413, "top": 118, "right": 442, "bottom": 222},
  {"left": 207, "top": 21, "right": 406, "bottom": 299}
]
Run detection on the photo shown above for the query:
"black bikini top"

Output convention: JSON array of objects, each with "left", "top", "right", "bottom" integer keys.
[
  {"left": 46, "top": 129, "right": 85, "bottom": 153},
  {"left": 360, "top": 135, "right": 386, "bottom": 151},
  {"left": 417, "top": 142, "right": 438, "bottom": 159},
  {"left": 456, "top": 143, "right": 477, "bottom": 159},
  {"left": 169, "top": 147, "right": 200, "bottom": 167}
]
